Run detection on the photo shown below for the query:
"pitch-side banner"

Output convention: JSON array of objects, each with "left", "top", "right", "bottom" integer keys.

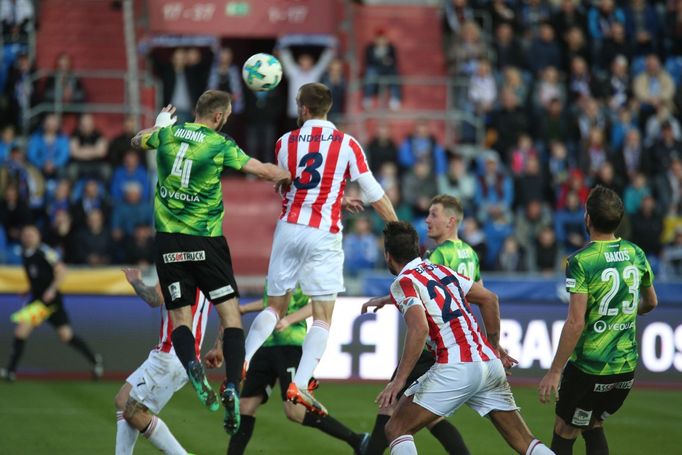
[{"left": 147, "top": 0, "right": 338, "bottom": 37}]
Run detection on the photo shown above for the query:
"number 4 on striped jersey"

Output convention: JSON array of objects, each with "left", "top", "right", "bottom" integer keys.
[{"left": 171, "top": 142, "right": 193, "bottom": 188}]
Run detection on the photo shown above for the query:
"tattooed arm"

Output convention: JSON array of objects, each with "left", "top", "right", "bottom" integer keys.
[{"left": 121, "top": 268, "right": 164, "bottom": 308}]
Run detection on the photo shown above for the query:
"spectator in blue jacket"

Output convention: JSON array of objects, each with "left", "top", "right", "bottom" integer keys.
[
  {"left": 625, "top": 0, "right": 660, "bottom": 57},
  {"left": 398, "top": 120, "right": 447, "bottom": 176},
  {"left": 474, "top": 151, "right": 514, "bottom": 222},
  {"left": 110, "top": 149, "right": 149, "bottom": 202},
  {"left": 554, "top": 190, "right": 587, "bottom": 253},
  {"left": 27, "top": 113, "right": 69, "bottom": 179},
  {"left": 588, "top": 0, "right": 626, "bottom": 42},
  {"left": 111, "top": 182, "right": 151, "bottom": 242},
  {"left": 343, "top": 216, "right": 379, "bottom": 275}
]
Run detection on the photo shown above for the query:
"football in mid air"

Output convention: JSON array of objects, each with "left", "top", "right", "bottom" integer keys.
[{"left": 242, "top": 53, "right": 282, "bottom": 92}]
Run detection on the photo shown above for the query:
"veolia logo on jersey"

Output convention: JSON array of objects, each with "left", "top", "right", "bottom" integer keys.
[
  {"left": 594, "top": 320, "right": 635, "bottom": 333},
  {"left": 159, "top": 186, "right": 200, "bottom": 202}
]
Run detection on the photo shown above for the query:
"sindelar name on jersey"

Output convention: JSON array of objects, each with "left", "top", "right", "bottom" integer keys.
[{"left": 604, "top": 251, "right": 631, "bottom": 263}]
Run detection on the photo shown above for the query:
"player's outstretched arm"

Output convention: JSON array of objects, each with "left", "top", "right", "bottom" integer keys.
[
  {"left": 241, "top": 158, "right": 291, "bottom": 186},
  {"left": 538, "top": 292, "right": 587, "bottom": 404},
  {"left": 360, "top": 295, "right": 391, "bottom": 314},
  {"left": 121, "top": 268, "right": 163, "bottom": 308},
  {"left": 130, "top": 105, "right": 177, "bottom": 151},
  {"left": 376, "top": 305, "right": 428, "bottom": 408},
  {"left": 638, "top": 285, "right": 658, "bottom": 315},
  {"left": 239, "top": 299, "right": 265, "bottom": 315},
  {"left": 276, "top": 303, "right": 313, "bottom": 332}
]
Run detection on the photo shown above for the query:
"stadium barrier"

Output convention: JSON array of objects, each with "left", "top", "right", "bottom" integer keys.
[{"left": 1, "top": 289, "right": 680, "bottom": 385}]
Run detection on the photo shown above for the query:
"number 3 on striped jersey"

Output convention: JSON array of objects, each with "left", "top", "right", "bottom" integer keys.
[
  {"left": 293, "top": 152, "right": 323, "bottom": 190},
  {"left": 171, "top": 142, "right": 192, "bottom": 188}
]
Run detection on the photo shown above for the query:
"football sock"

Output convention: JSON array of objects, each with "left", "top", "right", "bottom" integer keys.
[
  {"left": 244, "top": 307, "right": 278, "bottom": 363},
  {"left": 583, "top": 427, "right": 609, "bottom": 455},
  {"left": 429, "top": 419, "right": 470, "bottom": 454},
  {"left": 143, "top": 415, "right": 187, "bottom": 455},
  {"left": 223, "top": 328, "right": 245, "bottom": 387},
  {"left": 551, "top": 432, "right": 576, "bottom": 455},
  {"left": 365, "top": 414, "right": 391, "bottom": 455},
  {"left": 115, "top": 411, "right": 138, "bottom": 455},
  {"left": 390, "top": 435, "right": 417, "bottom": 455},
  {"left": 68, "top": 335, "right": 97, "bottom": 364},
  {"left": 170, "top": 325, "right": 197, "bottom": 370},
  {"left": 526, "top": 439, "right": 554, "bottom": 455},
  {"left": 227, "top": 415, "right": 255, "bottom": 455},
  {"left": 302, "top": 410, "right": 362, "bottom": 448},
  {"left": 7, "top": 337, "right": 26, "bottom": 372},
  {"left": 293, "top": 320, "right": 329, "bottom": 388}
]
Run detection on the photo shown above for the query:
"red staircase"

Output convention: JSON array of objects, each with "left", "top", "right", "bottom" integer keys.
[
  {"left": 35, "top": 0, "right": 128, "bottom": 136},
  {"left": 222, "top": 179, "right": 282, "bottom": 276}
]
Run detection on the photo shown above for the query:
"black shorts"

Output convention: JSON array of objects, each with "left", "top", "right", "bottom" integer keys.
[
  {"left": 556, "top": 362, "right": 635, "bottom": 428},
  {"left": 394, "top": 350, "right": 436, "bottom": 398},
  {"left": 155, "top": 232, "right": 239, "bottom": 309},
  {"left": 242, "top": 345, "right": 303, "bottom": 404},
  {"left": 45, "top": 294, "right": 70, "bottom": 327}
]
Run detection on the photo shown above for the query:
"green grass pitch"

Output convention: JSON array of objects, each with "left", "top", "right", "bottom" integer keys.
[{"left": 0, "top": 380, "right": 679, "bottom": 454}]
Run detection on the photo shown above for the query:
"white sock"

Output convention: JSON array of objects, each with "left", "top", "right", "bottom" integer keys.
[
  {"left": 527, "top": 439, "right": 554, "bottom": 455},
  {"left": 143, "top": 415, "right": 187, "bottom": 455},
  {"left": 293, "top": 320, "right": 330, "bottom": 388},
  {"left": 390, "top": 435, "right": 417, "bottom": 455},
  {"left": 115, "top": 411, "right": 138, "bottom": 455},
  {"left": 244, "top": 307, "right": 279, "bottom": 363}
]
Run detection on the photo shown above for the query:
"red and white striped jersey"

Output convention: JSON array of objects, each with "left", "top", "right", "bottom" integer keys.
[
  {"left": 389, "top": 258, "right": 498, "bottom": 364},
  {"left": 275, "top": 119, "right": 371, "bottom": 233},
  {"left": 157, "top": 289, "right": 211, "bottom": 357}
]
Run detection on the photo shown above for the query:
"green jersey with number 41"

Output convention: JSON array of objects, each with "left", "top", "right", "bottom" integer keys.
[
  {"left": 142, "top": 123, "right": 251, "bottom": 237},
  {"left": 565, "top": 239, "right": 654, "bottom": 375},
  {"left": 429, "top": 239, "right": 481, "bottom": 282}
]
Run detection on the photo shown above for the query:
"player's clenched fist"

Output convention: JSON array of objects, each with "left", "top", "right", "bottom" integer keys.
[{"left": 204, "top": 348, "right": 224, "bottom": 369}]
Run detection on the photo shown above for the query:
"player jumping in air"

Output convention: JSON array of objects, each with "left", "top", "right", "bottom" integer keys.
[
  {"left": 539, "top": 186, "right": 658, "bottom": 455},
  {"left": 0, "top": 225, "right": 102, "bottom": 382},
  {"left": 205, "top": 286, "right": 369, "bottom": 455},
  {"left": 379, "top": 221, "right": 553, "bottom": 455},
  {"left": 361, "top": 195, "right": 478, "bottom": 455},
  {"left": 243, "top": 82, "right": 398, "bottom": 415},
  {"left": 114, "top": 268, "right": 210, "bottom": 455},
  {"left": 131, "top": 91, "right": 291, "bottom": 434}
]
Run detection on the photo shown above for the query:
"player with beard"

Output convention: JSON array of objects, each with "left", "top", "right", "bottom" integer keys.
[{"left": 131, "top": 91, "right": 291, "bottom": 434}]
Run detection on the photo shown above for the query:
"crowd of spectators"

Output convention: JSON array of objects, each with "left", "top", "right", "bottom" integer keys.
[
  {"left": 342, "top": 0, "right": 682, "bottom": 279},
  {"left": 2, "top": 1, "right": 681, "bottom": 281}
]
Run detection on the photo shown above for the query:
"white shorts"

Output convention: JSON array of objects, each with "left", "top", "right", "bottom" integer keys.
[
  {"left": 126, "top": 349, "right": 187, "bottom": 414},
  {"left": 404, "top": 359, "right": 519, "bottom": 417},
  {"left": 267, "top": 221, "right": 345, "bottom": 297}
]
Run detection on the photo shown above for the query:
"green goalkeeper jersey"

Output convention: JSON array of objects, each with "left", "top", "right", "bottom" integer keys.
[
  {"left": 429, "top": 239, "right": 481, "bottom": 282},
  {"left": 262, "top": 287, "right": 310, "bottom": 348},
  {"left": 142, "top": 123, "right": 251, "bottom": 237},
  {"left": 565, "top": 238, "right": 654, "bottom": 375}
]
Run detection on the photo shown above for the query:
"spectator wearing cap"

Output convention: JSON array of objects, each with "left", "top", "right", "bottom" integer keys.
[
  {"left": 474, "top": 151, "right": 514, "bottom": 222},
  {"left": 363, "top": 29, "right": 401, "bottom": 110}
]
